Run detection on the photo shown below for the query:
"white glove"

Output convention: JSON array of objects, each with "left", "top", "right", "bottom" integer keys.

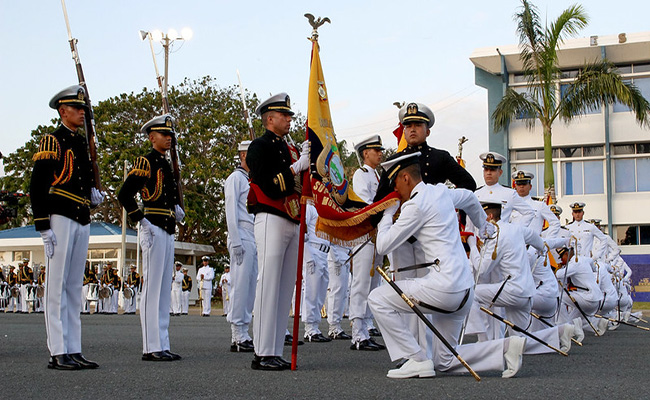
[
  {"left": 479, "top": 222, "right": 496, "bottom": 240},
  {"left": 139, "top": 218, "right": 155, "bottom": 250},
  {"left": 300, "top": 141, "right": 310, "bottom": 157},
  {"left": 290, "top": 142, "right": 310, "bottom": 174},
  {"left": 384, "top": 201, "right": 400, "bottom": 218},
  {"left": 90, "top": 187, "right": 106, "bottom": 207},
  {"left": 175, "top": 204, "right": 185, "bottom": 223},
  {"left": 232, "top": 245, "right": 244, "bottom": 265},
  {"left": 466, "top": 234, "right": 477, "bottom": 250},
  {"left": 40, "top": 229, "right": 57, "bottom": 258}
]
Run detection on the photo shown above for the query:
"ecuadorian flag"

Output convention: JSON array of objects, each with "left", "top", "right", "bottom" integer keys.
[{"left": 305, "top": 38, "right": 398, "bottom": 245}]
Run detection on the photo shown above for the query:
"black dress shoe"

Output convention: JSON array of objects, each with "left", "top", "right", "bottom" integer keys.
[
  {"left": 284, "top": 334, "right": 304, "bottom": 346},
  {"left": 48, "top": 354, "right": 81, "bottom": 370},
  {"left": 142, "top": 351, "right": 173, "bottom": 361},
  {"left": 275, "top": 357, "right": 292, "bottom": 369},
  {"left": 251, "top": 355, "right": 285, "bottom": 371},
  {"left": 329, "top": 331, "right": 352, "bottom": 340},
  {"left": 368, "top": 328, "right": 382, "bottom": 337},
  {"left": 163, "top": 350, "right": 182, "bottom": 360},
  {"left": 231, "top": 340, "right": 255, "bottom": 352},
  {"left": 369, "top": 338, "right": 386, "bottom": 350},
  {"left": 350, "top": 339, "right": 380, "bottom": 351},
  {"left": 68, "top": 353, "right": 99, "bottom": 369},
  {"left": 304, "top": 333, "right": 332, "bottom": 342}
]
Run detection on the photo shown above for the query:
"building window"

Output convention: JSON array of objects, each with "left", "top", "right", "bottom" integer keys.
[
  {"left": 612, "top": 144, "right": 650, "bottom": 192},
  {"left": 562, "top": 160, "right": 603, "bottom": 195},
  {"left": 616, "top": 225, "right": 650, "bottom": 245},
  {"left": 560, "top": 84, "right": 600, "bottom": 115},
  {"left": 613, "top": 68, "right": 650, "bottom": 113},
  {"left": 13, "top": 251, "right": 29, "bottom": 262}
]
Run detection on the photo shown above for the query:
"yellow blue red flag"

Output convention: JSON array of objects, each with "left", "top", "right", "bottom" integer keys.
[{"left": 306, "top": 38, "right": 398, "bottom": 244}]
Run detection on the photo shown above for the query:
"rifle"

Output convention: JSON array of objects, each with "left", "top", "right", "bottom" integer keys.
[
  {"left": 141, "top": 30, "right": 184, "bottom": 209},
  {"left": 236, "top": 70, "right": 256, "bottom": 141},
  {"left": 60, "top": 0, "right": 101, "bottom": 190}
]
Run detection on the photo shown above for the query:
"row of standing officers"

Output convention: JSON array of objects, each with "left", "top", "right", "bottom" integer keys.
[{"left": 28, "top": 86, "right": 639, "bottom": 377}]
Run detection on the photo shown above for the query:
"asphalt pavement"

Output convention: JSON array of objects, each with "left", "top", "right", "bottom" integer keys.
[{"left": 1, "top": 308, "right": 648, "bottom": 399}]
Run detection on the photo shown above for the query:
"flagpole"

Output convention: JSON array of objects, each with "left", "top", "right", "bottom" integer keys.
[
  {"left": 290, "top": 170, "right": 309, "bottom": 371},
  {"left": 291, "top": 14, "right": 331, "bottom": 371}
]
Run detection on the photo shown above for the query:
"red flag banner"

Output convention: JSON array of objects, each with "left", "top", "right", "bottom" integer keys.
[{"left": 306, "top": 38, "right": 398, "bottom": 245}]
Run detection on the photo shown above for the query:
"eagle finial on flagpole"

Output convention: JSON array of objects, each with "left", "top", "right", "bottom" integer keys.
[{"left": 305, "top": 13, "right": 331, "bottom": 41}]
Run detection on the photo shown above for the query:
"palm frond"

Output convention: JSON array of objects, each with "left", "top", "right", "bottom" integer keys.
[
  {"left": 559, "top": 60, "right": 650, "bottom": 127},
  {"left": 547, "top": 4, "right": 588, "bottom": 50},
  {"left": 516, "top": 0, "right": 545, "bottom": 75},
  {"left": 492, "top": 88, "right": 540, "bottom": 131}
]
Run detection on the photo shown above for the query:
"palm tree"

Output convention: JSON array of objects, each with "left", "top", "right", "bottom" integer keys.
[{"left": 492, "top": 0, "right": 650, "bottom": 200}]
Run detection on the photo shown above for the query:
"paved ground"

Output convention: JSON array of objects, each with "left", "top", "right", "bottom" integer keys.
[{"left": 1, "top": 308, "right": 648, "bottom": 399}]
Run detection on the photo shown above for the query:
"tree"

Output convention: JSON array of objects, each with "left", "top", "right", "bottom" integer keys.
[
  {"left": 0, "top": 76, "right": 306, "bottom": 265},
  {"left": 492, "top": 0, "right": 650, "bottom": 199}
]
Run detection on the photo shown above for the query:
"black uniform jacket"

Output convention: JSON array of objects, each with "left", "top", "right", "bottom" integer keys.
[
  {"left": 30, "top": 125, "right": 96, "bottom": 231},
  {"left": 246, "top": 130, "right": 300, "bottom": 223},
  {"left": 374, "top": 142, "right": 477, "bottom": 202},
  {"left": 118, "top": 149, "right": 179, "bottom": 235},
  {"left": 182, "top": 275, "right": 193, "bottom": 292}
]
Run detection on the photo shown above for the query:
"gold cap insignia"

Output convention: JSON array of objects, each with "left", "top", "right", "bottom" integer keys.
[{"left": 406, "top": 103, "right": 418, "bottom": 115}]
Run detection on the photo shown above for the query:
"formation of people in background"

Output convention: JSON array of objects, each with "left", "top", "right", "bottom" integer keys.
[{"left": 9, "top": 87, "right": 643, "bottom": 376}]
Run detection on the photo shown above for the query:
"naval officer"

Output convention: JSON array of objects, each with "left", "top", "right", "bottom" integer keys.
[
  {"left": 225, "top": 140, "right": 257, "bottom": 352},
  {"left": 31, "top": 85, "right": 104, "bottom": 369},
  {"left": 246, "top": 93, "right": 309, "bottom": 370},
  {"left": 118, "top": 114, "right": 184, "bottom": 362}
]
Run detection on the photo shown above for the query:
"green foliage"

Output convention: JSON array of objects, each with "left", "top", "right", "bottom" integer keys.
[
  {"left": 0, "top": 76, "right": 309, "bottom": 264},
  {"left": 492, "top": 0, "right": 650, "bottom": 192}
]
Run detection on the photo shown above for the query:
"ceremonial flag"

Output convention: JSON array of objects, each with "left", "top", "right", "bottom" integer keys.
[
  {"left": 306, "top": 38, "right": 398, "bottom": 244},
  {"left": 393, "top": 123, "right": 407, "bottom": 152}
]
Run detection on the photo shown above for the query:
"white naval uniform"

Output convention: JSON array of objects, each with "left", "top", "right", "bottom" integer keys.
[
  {"left": 556, "top": 257, "right": 603, "bottom": 324},
  {"left": 470, "top": 221, "right": 543, "bottom": 338},
  {"left": 594, "top": 260, "right": 618, "bottom": 315},
  {"left": 369, "top": 182, "right": 517, "bottom": 374},
  {"left": 301, "top": 204, "right": 330, "bottom": 336},
  {"left": 350, "top": 164, "right": 382, "bottom": 343},
  {"left": 224, "top": 166, "right": 258, "bottom": 343},
  {"left": 171, "top": 270, "right": 183, "bottom": 314},
  {"left": 220, "top": 271, "right": 231, "bottom": 315},
  {"left": 474, "top": 184, "right": 535, "bottom": 226},
  {"left": 197, "top": 265, "right": 215, "bottom": 315},
  {"left": 327, "top": 244, "right": 351, "bottom": 336},
  {"left": 566, "top": 220, "right": 609, "bottom": 260},
  {"left": 526, "top": 248, "right": 560, "bottom": 328},
  {"left": 510, "top": 194, "right": 561, "bottom": 237}
]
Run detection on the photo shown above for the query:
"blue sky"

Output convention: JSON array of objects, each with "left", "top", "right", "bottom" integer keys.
[{"left": 2, "top": 0, "right": 649, "bottom": 180}]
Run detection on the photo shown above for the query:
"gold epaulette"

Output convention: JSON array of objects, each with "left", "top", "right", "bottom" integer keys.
[
  {"left": 32, "top": 134, "right": 60, "bottom": 161},
  {"left": 128, "top": 156, "right": 151, "bottom": 178}
]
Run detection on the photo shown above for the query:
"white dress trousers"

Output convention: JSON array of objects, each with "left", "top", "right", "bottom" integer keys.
[
  {"left": 140, "top": 224, "right": 174, "bottom": 354},
  {"left": 327, "top": 245, "right": 351, "bottom": 335},
  {"left": 252, "top": 212, "right": 300, "bottom": 357},
  {"left": 44, "top": 214, "right": 89, "bottom": 356}
]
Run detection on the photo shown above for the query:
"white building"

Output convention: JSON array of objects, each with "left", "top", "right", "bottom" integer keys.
[
  {"left": 0, "top": 222, "right": 213, "bottom": 304},
  {"left": 470, "top": 31, "right": 650, "bottom": 301}
]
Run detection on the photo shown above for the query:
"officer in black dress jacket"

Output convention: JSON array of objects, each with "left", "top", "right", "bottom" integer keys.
[
  {"left": 246, "top": 93, "right": 309, "bottom": 371},
  {"left": 118, "top": 114, "right": 184, "bottom": 362},
  {"left": 30, "top": 85, "right": 104, "bottom": 370},
  {"left": 374, "top": 102, "right": 476, "bottom": 203}
]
